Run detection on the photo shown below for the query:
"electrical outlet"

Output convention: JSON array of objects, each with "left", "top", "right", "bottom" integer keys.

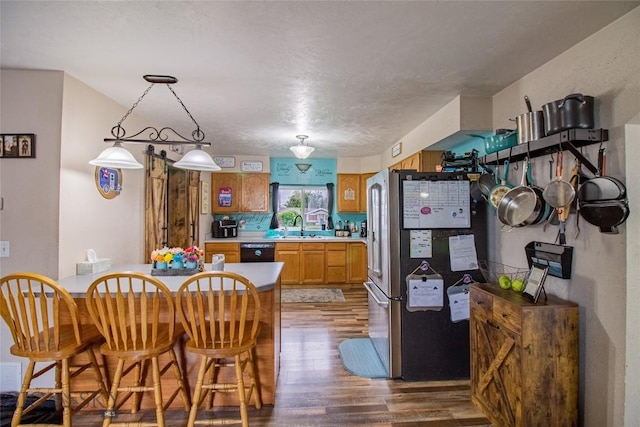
[{"left": 0, "top": 241, "right": 9, "bottom": 258}]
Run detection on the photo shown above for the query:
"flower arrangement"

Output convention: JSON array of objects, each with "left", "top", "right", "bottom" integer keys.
[
  {"left": 184, "top": 246, "right": 205, "bottom": 264},
  {"left": 151, "top": 246, "right": 203, "bottom": 270}
]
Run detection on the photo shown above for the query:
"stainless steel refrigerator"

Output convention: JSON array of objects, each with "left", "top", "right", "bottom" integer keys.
[{"left": 365, "top": 169, "right": 488, "bottom": 380}]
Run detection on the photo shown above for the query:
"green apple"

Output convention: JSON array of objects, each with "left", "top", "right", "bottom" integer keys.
[
  {"left": 511, "top": 279, "right": 525, "bottom": 292},
  {"left": 498, "top": 275, "right": 512, "bottom": 290}
]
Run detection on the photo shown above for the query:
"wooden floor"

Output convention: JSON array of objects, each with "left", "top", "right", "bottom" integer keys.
[{"left": 71, "top": 284, "right": 491, "bottom": 426}]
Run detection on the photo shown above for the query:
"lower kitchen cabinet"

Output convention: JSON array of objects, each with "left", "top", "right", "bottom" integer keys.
[
  {"left": 326, "top": 242, "right": 347, "bottom": 283},
  {"left": 469, "top": 283, "right": 578, "bottom": 427},
  {"left": 204, "top": 242, "right": 240, "bottom": 264},
  {"left": 300, "top": 242, "right": 325, "bottom": 284},
  {"left": 347, "top": 242, "right": 366, "bottom": 284},
  {"left": 275, "top": 242, "right": 301, "bottom": 285},
  {"left": 276, "top": 240, "right": 366, "bottom": 285}
]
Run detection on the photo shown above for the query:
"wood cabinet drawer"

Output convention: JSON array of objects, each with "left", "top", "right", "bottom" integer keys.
[
  {"left": 470, "top": 287, "right": 492, "bottom": 323},
  {"left": 325, "top": 242, "right": 347, "bottom": 250},
  {"left": 301, "top": 242, "right": 324, "bottom": 251},
  {"left": 493, "top": 298, "right": 522, "bottom": 334},
  {"left": 276, "top": 242, "right": 300, "bottom": 251}
]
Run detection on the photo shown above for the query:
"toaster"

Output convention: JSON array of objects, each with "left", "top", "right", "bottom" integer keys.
[{"left": 212, "top": 220, "right": 238, "bottom": 238}]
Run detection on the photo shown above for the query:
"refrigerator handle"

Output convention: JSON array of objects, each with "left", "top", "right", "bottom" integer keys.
[{"left": 363, "top": 282, "right": 389, "bottom": 308}]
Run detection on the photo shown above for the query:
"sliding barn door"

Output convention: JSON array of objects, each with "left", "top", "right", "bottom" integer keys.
[
  {"left": 167, "top": 167, "right": 200, "bottom": 248},
  {"left": 146, "top": 156, "right": 201, "bottom": 257},
  {"left": 145, "top": 156, "right": 168, "bottom": 258}
]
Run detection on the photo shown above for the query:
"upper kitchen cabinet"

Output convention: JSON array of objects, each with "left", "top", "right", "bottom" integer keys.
[
  {"left": 337, "top": 173, "right": 362, "bottom": 212},
  {"left": 240, "top": 173, "right": 270, "bottom": 212},
  {"left": 389, "top": 150, "right": 444, "bottom": 172},
  {"left": 211, "top": 172, "right": 270, "bottom": 213},
  {"left": 359, "top": 173, "right": 375, "bottom": 212}
]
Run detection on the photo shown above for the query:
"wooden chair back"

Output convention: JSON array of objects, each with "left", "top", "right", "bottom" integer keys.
[
  {"left": 176, "top": 271, "right": 261, "bottom": 351},
  {"left": 0, "top": 272, "right": 82, "bottom": 355},
  {"left": 86, "top": 272, "right": 175, "bottom": 352}
]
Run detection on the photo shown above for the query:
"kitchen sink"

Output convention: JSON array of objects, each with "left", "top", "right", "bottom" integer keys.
[{"left": 269, "top": 235, "right": 325, "bottom": 239}]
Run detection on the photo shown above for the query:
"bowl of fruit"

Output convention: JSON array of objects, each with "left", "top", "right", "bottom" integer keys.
[{"left": 479, "top": 261, "right": 529, "bottom": 292}]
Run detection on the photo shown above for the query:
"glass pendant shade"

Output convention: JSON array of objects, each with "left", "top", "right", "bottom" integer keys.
[
  {"left": 173, "top": 145, "right": 221, "bottom": 171},
  {"left": 290, "top": 144, "right": 315, "bottom": 159},
  {"left": 89, "top": 142, "right": 143, "bottom": 169}
]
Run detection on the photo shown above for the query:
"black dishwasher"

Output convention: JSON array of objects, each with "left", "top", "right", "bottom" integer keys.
[{"left": 239, "top": 242, "right": 275, "bottom": 262}]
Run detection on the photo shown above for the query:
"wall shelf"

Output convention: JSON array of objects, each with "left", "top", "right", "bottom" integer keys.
[{"left": 484, "top": 128, "right": 608, "bottom": 175}]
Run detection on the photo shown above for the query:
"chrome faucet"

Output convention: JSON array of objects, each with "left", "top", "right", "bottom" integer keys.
[{"left": 293, "top": 214, "right": 304, "bottom": 236}]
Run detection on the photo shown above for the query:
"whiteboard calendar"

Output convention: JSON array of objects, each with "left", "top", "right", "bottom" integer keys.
[{"left": 402, "top": 180, "right": 471, "bottom": 229}]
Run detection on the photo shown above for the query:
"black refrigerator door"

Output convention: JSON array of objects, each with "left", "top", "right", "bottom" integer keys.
[{"left": 397, "top": 174, "right": 489, "bottom": 381}]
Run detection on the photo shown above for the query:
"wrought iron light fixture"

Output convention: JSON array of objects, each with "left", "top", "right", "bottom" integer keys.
[
  {"left": 289, "top": 134, "right": 314, "bottom": 159},
  {"left": 90, "top": 75, "right": 220, "bottom": 171}
]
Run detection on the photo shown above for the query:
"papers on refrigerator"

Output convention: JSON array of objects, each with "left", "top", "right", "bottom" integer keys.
[
  {"left": 449, "top": 234, "right": 479, "bottom": 271},
  {"left": 406, "top": 275, "right": 443, "bottom": 312},
  {"left": 447, "top": 285, "right": 470, "bottom": 322}
]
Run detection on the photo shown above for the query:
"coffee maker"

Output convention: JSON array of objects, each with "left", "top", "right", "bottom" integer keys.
[{"left": 360, "top": 220, "right": 367, "bottom": 237}]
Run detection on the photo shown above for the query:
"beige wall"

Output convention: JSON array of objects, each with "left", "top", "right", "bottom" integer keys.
[
  {"left": 58, "top": 74, "right": 147, "bottom": 278},
  {"left": 0, "top": 69, "right": 65, "bottom": 387},
  {"left": 624, "top": 120, "right": 640, "bottom": 426}
]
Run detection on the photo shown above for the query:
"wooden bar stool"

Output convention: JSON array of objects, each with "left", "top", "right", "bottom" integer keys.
[
  {"left": 176, "top": 271, "right": 262, "bottom": 427},
  {"left": 0, "top": 272, "right": 109, "bottom": 427},
  {"left": 85, "top": 272, "right": 190, "bottom": 427}
]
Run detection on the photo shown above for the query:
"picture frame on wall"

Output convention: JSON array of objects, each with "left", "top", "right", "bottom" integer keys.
[{"left": 0, "top": 134, "right": 35, "bottom": 158}]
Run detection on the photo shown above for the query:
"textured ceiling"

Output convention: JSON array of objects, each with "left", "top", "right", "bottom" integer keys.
[{"left": 1, "top": 1, "right": 637, "bottom": 158}]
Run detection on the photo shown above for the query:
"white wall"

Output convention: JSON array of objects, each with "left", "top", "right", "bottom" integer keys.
[{"left": 490, "top": 9, "right": 639, "bottom": 427}]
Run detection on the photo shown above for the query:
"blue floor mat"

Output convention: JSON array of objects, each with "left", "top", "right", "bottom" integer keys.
[{"left": 338, "top": 338, "right": 388, "bottom": 378}]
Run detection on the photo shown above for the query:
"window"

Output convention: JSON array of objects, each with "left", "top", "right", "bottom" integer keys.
[{"left": 277, "top": 186, "right": 329, "bottom": 230}]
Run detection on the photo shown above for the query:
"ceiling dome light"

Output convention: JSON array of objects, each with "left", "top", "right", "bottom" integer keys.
[
  {"left": 173, "top": 145, "right": 221, "bottom": 171},
  {"left": 290, "top": 135, "right": 314, "bottom": 159},
  {"left": 89, "top": 142, "right": 143, "bottom": 169}
]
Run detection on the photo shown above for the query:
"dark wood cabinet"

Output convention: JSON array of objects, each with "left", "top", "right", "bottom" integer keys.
[{"left": 470, "top": 283, "right": 579, "bottom": 427}]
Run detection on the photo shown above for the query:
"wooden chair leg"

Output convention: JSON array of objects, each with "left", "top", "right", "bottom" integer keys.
[
  {"left": 12, "top": 361, "right": 35, "bottom": 427},
  {"left": 234, "top": 354, "right": 249, "bottom": 427},
  {"left": 206, "top": 358, "right": 217, "bottom": 410},
  {"left": 103, "top": 358, "right": 125, "bottom": 427},
  {"left": 131, "top": 360, "right": 143, "bottom": 413},
  {"left": 61, "top": 358, "right": 72, "bottom": 427},
  {"left": 168, "top": 347, "right": 190, "bottom": 410},
  {"left": 87, "top": 345, "right": 110, "bottom": 406},
  {"left": 151, "top": 356, "right": 165, "bottom": 427},
  {"left": 55, "top": 360, "right": 63, "bottom": 413},
  {"left": 246, "top": 349, "right": 262, "bottom": 409},
  {"left": 187, "top": 356, "right": 209, "bottom": 427}
]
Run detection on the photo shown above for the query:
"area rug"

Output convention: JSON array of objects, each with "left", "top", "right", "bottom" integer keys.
[
  {"left": 338, "top": 338, "right": 388, "bottom": 379},
  {"left": 281, "top": 288, "right": 345, "bottom": 303}
]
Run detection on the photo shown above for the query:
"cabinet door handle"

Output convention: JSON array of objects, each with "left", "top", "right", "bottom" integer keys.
[{"left": 487, "top": 320, "right": 500, "bottom": 329}]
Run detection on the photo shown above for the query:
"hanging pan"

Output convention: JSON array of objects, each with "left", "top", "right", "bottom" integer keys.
[
  {"left": 497, "top": 161, "right": 544, "bottom": 228},
  {"left": 488, "top": 160, "right": 514, "bottom": 209},
  {"left": 543, "top": 150, "right": 576, "bottom": 210},
  {"left": 578, "top": 148, "right": 629, "bottom": 233},
  {"left": 478, "top": 164, "right": 497, "bottom": 198}
]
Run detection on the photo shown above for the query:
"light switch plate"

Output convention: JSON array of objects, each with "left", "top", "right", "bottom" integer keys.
[{"left": 0, "top": 241, "right": 9, "bottom": 258}]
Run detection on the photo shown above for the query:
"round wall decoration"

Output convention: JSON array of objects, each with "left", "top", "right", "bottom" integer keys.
[{"left": 94, "top": 166, "right": 123, "bottom": 199}]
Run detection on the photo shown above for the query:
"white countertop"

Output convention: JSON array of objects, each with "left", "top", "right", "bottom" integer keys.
[
  {"left": 205, "top": 235, "right": 366, "bottom": 243},
  {"left": 58, "top": 262, "right": 284, "bottom": 296}
]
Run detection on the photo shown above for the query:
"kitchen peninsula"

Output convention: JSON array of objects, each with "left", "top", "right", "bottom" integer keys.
[{"left": 57, "top": 262, "right": 283, "bottom": 407}]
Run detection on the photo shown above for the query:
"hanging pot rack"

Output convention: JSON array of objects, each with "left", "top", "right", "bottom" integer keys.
[{"left": 483, "top": 128, "right": 607, "bottom": 175}]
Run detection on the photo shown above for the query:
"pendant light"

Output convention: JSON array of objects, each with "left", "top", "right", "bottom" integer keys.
[
  {"left": 91, "top": 75, "right": 220, "bottom": 171},
  {"left": 290, "top": 135, "right": 314, "bottom": 159}
]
